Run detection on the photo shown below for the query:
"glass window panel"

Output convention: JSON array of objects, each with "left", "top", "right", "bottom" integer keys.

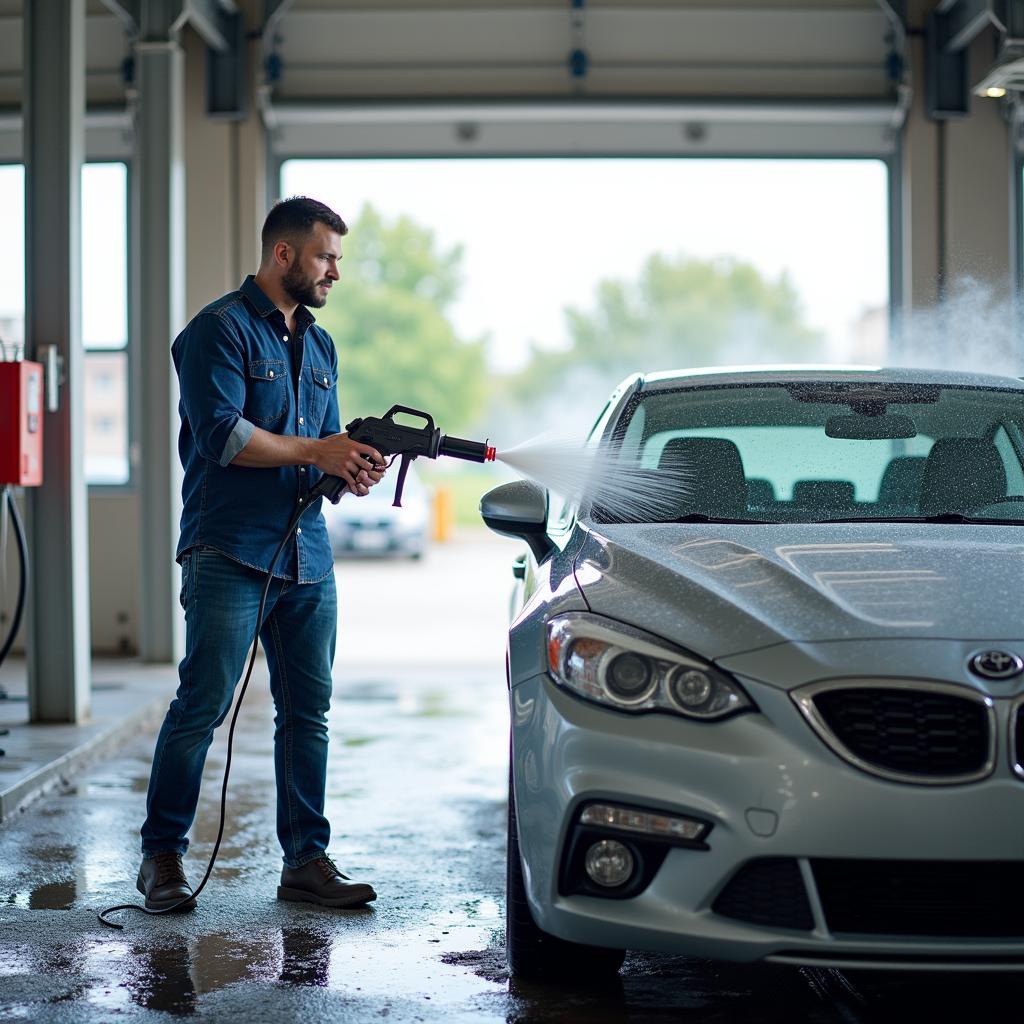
[
  {"left": 0, "top": 162, "right": 129, "bottom": 483},
  {"left": 0, "top": 164, "right": 25, "bottom": 358},
  {"left": 993, "top": 425, "right": 1024, "bottom": 496},
  {"left": 611, "top": 383, "right": 1024, "bottom": 523},
  {"left": 84, "top": 350, "right": 129, "bottom": 485},
  {"left": 82, "top": 163, "right": 128, "bottom": 350}
]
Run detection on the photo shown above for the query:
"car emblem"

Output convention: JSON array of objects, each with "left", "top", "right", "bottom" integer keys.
[{"left": 968, "top": 650, "right": 1024, "bottom": 680}]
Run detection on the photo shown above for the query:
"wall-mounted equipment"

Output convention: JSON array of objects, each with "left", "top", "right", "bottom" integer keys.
[{"left": 0, "top": 361, "right": 44, "bottom": 487}]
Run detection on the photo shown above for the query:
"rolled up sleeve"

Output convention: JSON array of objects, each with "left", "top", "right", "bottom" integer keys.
[
  {"left": 219, "top": 416, "right": 255, "bottom": 467},
  {"left": 173, "top": 313, "right": 253, "bottom": 465}
]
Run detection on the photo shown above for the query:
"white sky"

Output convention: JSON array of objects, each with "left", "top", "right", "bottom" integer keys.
[
  {"left": 0, "top": 158, "right": 887, "bottom": 368},
  {"left": 283, "top": 158, "right": 889, "bottom": 371}
]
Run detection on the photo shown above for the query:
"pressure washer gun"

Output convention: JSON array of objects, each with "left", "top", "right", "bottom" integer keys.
[{"left": 307, "top": 404, "right": 496, "bottom": 507}]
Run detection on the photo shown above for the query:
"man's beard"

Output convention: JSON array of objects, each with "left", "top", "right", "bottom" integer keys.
[{"left": 282, "top": 262, "right": 328, "bottom": 308}]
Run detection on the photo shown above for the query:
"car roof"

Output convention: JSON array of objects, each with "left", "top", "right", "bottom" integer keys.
[{"left": 635, "top": 365, "right": 1024, "bottom": 392}]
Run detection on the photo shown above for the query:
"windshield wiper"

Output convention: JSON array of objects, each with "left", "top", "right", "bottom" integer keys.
[
  {"left": 812, "top": 513, "right": 1024, "bottom": 526},
  {"left": 667, "top": 513, "right": 776, "bottom": 524}
]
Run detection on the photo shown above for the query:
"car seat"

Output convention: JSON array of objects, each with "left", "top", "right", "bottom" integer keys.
[
  {"left": 791, "top": 479, "right": 856, "bottom": 512},
  {"left": 877, "top": 456, "right": 927, "bottom": 511},
  {"left": 657, "top": 437, "right": 747, "bottom": 518},
  {"left": 918, "top": 438, "right": 1006, "bottom": 515}
]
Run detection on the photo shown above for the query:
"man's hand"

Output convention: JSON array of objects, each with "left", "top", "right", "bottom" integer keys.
[{"left": 314, "top": 432, "right": 386, "bottom": 496}]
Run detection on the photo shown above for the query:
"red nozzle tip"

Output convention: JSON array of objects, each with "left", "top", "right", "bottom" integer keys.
[{"left": 485, "top": 446, "right": 496, "bottom": 462}]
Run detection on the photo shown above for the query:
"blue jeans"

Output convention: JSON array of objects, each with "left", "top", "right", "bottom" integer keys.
[{"left": 141, "top": 547, "right": 337, "bottom": 868}]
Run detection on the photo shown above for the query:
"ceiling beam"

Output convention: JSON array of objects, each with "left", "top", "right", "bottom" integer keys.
[
  {"left": 97, "top": 0, "right": 139, "bottom": 34},
  {"left": 935, "top": 0, "right": 1004, "bottom": 54}
]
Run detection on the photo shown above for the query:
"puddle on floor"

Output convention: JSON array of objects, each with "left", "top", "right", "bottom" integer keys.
[{"left": 27, "top": 878, "right": 77, "bottom": 910}]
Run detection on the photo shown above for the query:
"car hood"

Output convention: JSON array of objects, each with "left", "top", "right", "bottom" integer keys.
[{"left": 574, "top": 521, "right": 1024, "bottom": 659}]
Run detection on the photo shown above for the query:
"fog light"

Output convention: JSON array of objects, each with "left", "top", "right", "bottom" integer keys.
[{"left": 584, "top": 839, "right": 635, "bottom": 888}]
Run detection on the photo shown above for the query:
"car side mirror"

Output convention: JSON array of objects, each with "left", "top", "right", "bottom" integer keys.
[{"left": 480, "top": 481, "right": 555, "bottom": 563}]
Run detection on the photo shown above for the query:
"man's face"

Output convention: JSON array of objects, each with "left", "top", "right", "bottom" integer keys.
[{"left": 281, "top": 221, "right": 343, "bottom": 308}]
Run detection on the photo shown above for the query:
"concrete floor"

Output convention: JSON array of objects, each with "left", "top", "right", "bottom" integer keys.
[{"left": 2, "top": 533, "right": 1022, "bottom": 1021}]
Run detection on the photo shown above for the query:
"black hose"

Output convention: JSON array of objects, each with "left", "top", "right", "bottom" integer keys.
[
  {"left": 0, "top": 485, "right": 28, "bottom": 674},
  {"left": 97, "top": 493, "right": 318, "bottom": 929}
]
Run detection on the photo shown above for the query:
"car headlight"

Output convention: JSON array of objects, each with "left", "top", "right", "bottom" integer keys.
[{"left": 546, "top": 614, "right": 754, "bottom": 721}]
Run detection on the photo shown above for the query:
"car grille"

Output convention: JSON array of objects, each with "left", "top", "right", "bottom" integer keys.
[
  {"left": 797, "top": 684, "right": 991, "bottom": 782},
  {"left": 812, "top": 859, "right": 1024, "bottom": 937},
  {"left": 712, "top": 858, "right": 814, "bottom": 931}
]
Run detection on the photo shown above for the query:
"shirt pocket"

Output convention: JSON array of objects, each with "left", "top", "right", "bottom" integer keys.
[
  {"left": 245, "top": 359, "right": 289, "bottom": 426},
  {"left": 308, "top": 365, "right": 333, "bottom": 433}
]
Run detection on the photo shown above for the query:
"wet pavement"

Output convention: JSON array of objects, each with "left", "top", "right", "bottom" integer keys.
[{"left": 1, "top": 535, "right": 1021, "bottom": 1021}]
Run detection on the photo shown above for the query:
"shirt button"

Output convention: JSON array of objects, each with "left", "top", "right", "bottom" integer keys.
[
  {"left": 296, "top": 527, "right": 302, "bottom": 535},
  {"left": 300, "top": 466, "right": 306, "bottom": 472},
  {"left": 299, "top": 416, "right": 305, "bottom": 425},
  {"left": 323, "top": 376, "right": 329, "bottom": 384},
  {"left": 268, "top": 370, "right": 274, "bottom": 378},
  {"left": 283, "top": 335, "right": 289, "bottom": 342}
]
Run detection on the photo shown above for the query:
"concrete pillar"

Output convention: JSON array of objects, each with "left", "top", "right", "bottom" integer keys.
[
  {"left": 134, "top": 12, "right": 186, "bottom": 663},
  {"left": 24, "top": 0, "right": 91, "bottom": 723},
  {"left": 944, "top": 32, "right": 1013, "bottom": 298},
  {"left": 184, "top": 3, "right": 267, "bottom": 317},
  {"left": 900, "top": 1, "right": 942, "bottom": 316}
]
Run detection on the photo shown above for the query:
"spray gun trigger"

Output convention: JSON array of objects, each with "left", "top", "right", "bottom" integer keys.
[{"left": 392, "top": 452, "right": 415, "bottom": 508}]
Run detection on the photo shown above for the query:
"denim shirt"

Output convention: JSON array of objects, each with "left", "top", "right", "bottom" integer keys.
[{"left": 172, "top": 275, "right": 341, "bottom": 582}]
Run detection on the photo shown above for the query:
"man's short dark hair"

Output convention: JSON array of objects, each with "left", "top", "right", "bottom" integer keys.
[{"left": 261, "top": 196, "right": 347, "bottom": 260}]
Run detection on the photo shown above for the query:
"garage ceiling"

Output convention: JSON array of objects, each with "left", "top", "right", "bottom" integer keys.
[
  {"left": 0, "top": 2, "right": 976, "bottom": 158},
  {"left": 261, "top": 0, "right": 902, "bottom": 157},
  {"left": 267, "top": 1, "right": 895, "bottom": 101}
]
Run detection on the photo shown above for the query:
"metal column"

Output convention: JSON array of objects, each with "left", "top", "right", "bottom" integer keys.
[
  {"left": 134, "top": 11, "right": 186, "bottom": 663},
  {"left": 24, "top": 0, "right": 91, "bottom": 723}
]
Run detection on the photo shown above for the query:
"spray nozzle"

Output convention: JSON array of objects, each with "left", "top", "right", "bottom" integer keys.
[
  {"left": 438, "top": 434, "right": 496, "bottom": 464},
  {"left": 307, "top": 405, "right": 494, "bottom": 507}
]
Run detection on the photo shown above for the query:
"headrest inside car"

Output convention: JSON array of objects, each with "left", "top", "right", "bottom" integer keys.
[
  {"left": 791, "top": 479, "right": 856, "bottom": 509},
  {"left": 878, "top": 456, "right": 927, "bottom": 508},
  {"left": 657, "top": 437, "right": 746, "bottom": 518},
  {"left": 919, "top": 438, "right": 1006, "bottom": 515}
]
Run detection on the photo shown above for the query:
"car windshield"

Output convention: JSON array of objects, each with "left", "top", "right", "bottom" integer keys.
[{"left": 592, "top": 381, "right": 1024, "bottom": 524}]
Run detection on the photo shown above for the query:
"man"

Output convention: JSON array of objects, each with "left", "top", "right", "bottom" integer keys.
[{"left": 138, "top": 196, "right": 384, "bottom": 911}]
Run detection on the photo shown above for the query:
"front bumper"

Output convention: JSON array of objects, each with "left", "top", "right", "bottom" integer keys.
[{"left": 510, "top": 672, "right": 1024, "bottom": 969}]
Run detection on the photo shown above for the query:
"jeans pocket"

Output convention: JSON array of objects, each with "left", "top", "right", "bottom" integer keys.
[{"left": 178, "top": 551, "right": 192, "bottom": 609}]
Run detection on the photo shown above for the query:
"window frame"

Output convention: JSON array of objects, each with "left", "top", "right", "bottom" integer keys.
[
  {"left": 82, "top": 159, "right": 133, "bottom": 490},
  {"left": 0, "top": 156, "right": 134, "bottom": 490}
]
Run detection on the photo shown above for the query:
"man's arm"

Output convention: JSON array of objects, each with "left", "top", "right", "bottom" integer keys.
[{"left": 232, "top": 428, "right": 384, "bottom": 495}]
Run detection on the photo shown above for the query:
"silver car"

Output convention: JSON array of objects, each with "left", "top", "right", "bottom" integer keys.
[{"left": 482, "top": 366, "right": 1024, "bottom": 978}]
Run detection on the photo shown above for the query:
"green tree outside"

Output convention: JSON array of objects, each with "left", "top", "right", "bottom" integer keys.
[
  {"left": 509, "top": 252, "right": 823, "bottom": 404},
  {"left": 315, "top": 204, "right": 489, "bottom": 434}
]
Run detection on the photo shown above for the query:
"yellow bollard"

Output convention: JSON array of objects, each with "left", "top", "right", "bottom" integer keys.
[{"left": 432, "top": 484, "right": 453, "bottom": 543}]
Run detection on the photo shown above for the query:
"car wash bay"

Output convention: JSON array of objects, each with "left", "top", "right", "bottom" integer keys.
[
  {"left": 2, "top": 536, "right": 1023, "bottom": 1023},
  {"left": 4, "top": 1, "right": 1024, "bottom": 1020}
]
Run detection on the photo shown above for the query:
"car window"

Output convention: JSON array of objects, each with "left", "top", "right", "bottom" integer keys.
[
  {"left": 593, "top": 382, "right": 1024, "bottom": 524},
  {"left": 993, "top": 425, "right": 1024, "bottom": 496},
  {"left": 641, "top": 426, "right": 935, "bottom": 502}
]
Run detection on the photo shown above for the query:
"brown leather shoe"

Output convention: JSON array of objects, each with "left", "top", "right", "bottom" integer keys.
[
  {"left": 136, "top": 851, "right": 197, "bottom": 911},
  {"left": 277, "top": 855, "right": 377, "bottom": 908}
]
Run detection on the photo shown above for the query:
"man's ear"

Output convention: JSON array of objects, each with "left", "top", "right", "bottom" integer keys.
[{"left": 273, "top": 240, "right": 293, "bottom": 267}]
